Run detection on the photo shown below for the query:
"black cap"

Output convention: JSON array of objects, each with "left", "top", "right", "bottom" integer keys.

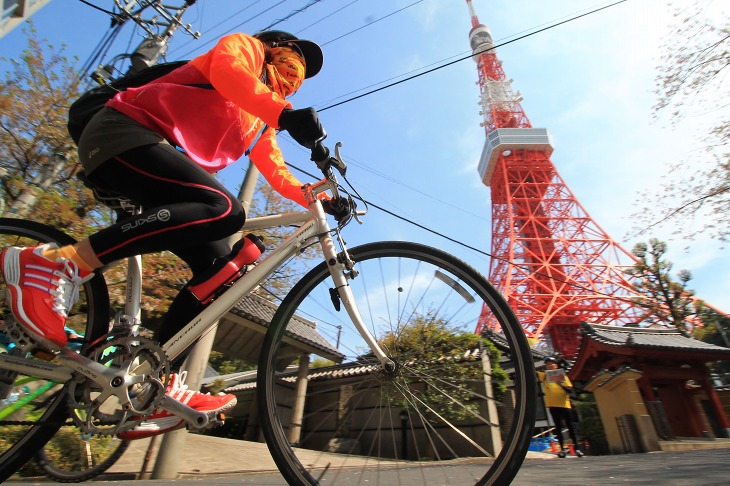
[
  {"left": 544, "top": 356, "right": 558, "bottom": 363},
  {"left": 253, "top": 30, "right": 323, "bottom": 79}
]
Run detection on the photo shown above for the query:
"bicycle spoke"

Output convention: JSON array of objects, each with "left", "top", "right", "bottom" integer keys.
[{"left": 259, "top": 242, "right": 536, "bottom": 485}]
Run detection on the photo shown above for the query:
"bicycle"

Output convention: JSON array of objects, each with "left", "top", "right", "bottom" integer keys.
[
  {"left": 0, "top": 141, "right": 537, "bottom": 485},
  {"left": 0, "top": 339, "right": 130, "bottom": 482}
]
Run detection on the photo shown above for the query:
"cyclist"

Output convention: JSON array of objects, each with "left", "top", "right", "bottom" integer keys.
[{"left": 0, "top": 30, "right": 326, "bottom": 440}]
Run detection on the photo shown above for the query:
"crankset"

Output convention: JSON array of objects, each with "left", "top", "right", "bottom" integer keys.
[{"left": 64, "top": 334, "right": 170, "bottom": 436}]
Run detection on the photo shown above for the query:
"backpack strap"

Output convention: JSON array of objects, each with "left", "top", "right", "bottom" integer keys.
[
  {"left": 244, "top": 124, "right": 268, "bottom": 157},
  {"left": 242, "top": 69, "right": 272, "bottom": 157}
]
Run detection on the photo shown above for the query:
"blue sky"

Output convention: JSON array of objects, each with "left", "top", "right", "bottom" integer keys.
[{"left": 1, "top": 0, "right": 728, "bottom": 314}]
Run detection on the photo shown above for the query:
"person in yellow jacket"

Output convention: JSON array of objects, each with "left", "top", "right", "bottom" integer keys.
[
  {"left": 537, "top": 356, "right": 584, "bottom": 457},
  {"left": 0, "top": 30, "right": 325, "bottom": 440}
]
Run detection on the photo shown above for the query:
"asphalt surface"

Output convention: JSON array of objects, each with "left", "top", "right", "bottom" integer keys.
[{"left": 7, "top": 435, "right": 730, "bottom": 485}]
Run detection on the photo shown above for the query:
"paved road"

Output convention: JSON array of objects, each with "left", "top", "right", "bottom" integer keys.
[{"left": 7, "top": 448, "right": 730, "bottom": 485}]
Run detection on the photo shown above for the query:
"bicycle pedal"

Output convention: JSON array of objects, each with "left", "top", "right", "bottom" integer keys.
[
  {"left": 207, "top": 412, "right": 226, "bottom": 428},
  {"left": 2, "top": 317, "right": 57, "bottom": 358}
]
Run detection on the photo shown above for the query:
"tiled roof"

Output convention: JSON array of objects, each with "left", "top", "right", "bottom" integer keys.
[
  {"left": 581, "top": 322, "right": 730, "bottom": 354},
  {"left": 481, "top": 328, "right": 552, "bottom": 362},
  {"left": 224, "top": 349, "right": 486, "bottom": 393},
  {"left": 229, "top": 293, "right": 344, "bottom": 360},
  {"left": 583, "top": 366, "right": 644, "bottom": 391}
]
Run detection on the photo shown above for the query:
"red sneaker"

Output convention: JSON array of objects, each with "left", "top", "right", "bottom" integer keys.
[
  {"left": 1, "top": 244, "right": 92, "bottom": 350},
  {"left": 118, "top": 371, "right": 237, "bottom": 441}
]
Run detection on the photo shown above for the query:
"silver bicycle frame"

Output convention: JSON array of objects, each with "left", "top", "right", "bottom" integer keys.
[
  {"left": 0, "top": 180, "right": 393, "bottom": 409},
  {"left": 162, "top": 195, "right": 392, "bottom": 368}
]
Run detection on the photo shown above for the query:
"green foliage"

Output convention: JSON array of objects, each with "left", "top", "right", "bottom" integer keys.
[
  {"left": 0, "top": 23, "right": 90, "bottom": 226},
  {"left": 206, "top": 377, "right": 227, "bottom": 395},
  {"left": 692, "top": 306, "right": 730, "bottom": 380},
  {"left": 0, "top": 426, "right": 45, "bottom": 477},
  {"left": 208, "top": 350, "right": 256, "bottom": 375},
  {"left": 572, "top": 394, "right": 609, "bottom": 455},
  {"left": 482, "top": 339, "right": 508, "bottom": 400},
  {"left": 311, "top": 357, "right": 336, "bottom": 368},
  {"left": 626, "top": 238, "right": 699, "bottom": 329},
  {"left": 378, "top": 312, "right": 507, "bottom": 422},
  {"left": 43, "top": 428, "right": 120, "bottom": 473}
]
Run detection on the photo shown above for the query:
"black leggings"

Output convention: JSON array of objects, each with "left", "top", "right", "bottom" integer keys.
[
  {"left": 549, "top": 407, "right": 579, "bottom": 451},
  {"left": 87, "top": 143, "right": 245, "bottom": 269},
  {"left": 87, "top": 143, "right": 245, "bottom": 345}
]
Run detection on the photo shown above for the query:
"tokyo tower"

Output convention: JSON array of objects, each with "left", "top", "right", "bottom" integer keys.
[{"left": 467, "top": 0, "right": 646, "bottom": 357}]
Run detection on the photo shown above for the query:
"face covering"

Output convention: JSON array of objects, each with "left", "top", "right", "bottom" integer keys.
[{"left": 266, "top": 46, "right": 306, "bottom": 98}]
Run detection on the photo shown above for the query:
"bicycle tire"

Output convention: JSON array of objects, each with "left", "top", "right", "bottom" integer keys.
[
  {"left": 258, "top": 241, "right": 536, "bottom": 486},
  {"left": 0, "top": 218, "right": 110, "bottom": 482},
  {"left": 35, "top": 435, "right": 129, "bottom": 483}
]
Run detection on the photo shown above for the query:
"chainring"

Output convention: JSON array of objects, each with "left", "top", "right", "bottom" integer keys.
[{"left": 66, "top": 334, "right": 170, "bottom": 436}]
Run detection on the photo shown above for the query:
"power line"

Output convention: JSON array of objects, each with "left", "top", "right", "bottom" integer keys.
[
  {"left": 259, "top": 0, "right": 325, "bottom": 32},
  {"left": 295, "top": 0, "right": 362, "bottom": 35},
  {"left": 75, "top": 0, "right": 116, "bottom": 17},
  {"left": 171, "top": 0, "right": 422, "bottom": 63},
  {"left": 320, "top": 0, "right": 424, "bottom": 47},
  {"left": 319, "top": 0, "right": 627, "bottom": 112},
  {"left": 283, "top": 156, "right": 644, "bottom": 304},
  {"left": 276, "top": 135, "right": 490, "bottom": 227},
  {"left": 171, "top": 0, "right": 290, "bottom": 59}
]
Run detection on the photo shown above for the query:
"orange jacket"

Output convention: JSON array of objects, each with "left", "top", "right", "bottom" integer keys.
[{"left": 106, "top": 33, "right": 307, "bottom": 207}]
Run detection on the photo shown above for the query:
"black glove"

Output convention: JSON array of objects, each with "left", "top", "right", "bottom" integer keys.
[
  {"left": 322, "top": 196, "right": 350, "bottom": 224},
  {"left": 278, "top": 107, "right": 325, "bottom": 149}
]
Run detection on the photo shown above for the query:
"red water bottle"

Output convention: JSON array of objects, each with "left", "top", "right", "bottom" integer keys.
[{"left": 190, "top": 234, "right": 265, "bottom": 303}]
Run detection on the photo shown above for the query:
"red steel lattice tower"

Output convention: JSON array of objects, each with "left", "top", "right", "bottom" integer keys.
[{"left": 466, "top": 0, "right": 646, "bottom": 356}]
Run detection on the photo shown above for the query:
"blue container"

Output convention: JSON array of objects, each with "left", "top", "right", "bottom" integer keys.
[{"left": 528, "top": 438, "right": 550, "bottom": 452}]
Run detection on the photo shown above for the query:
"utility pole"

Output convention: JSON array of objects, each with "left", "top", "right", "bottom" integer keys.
[
  {"left": 153, "top": 163, "right": 262, "bottom": 478},
  {"left": 92, "top": 1, "right": 200, "bottom": 83},
  {"left": 91, "top": 2, "right": 203, "bottom": 479}
]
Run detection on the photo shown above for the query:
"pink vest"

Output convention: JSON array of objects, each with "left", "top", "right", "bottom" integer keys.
[{"left": 107, "top": 63, "right": 261, "bottom": 173}]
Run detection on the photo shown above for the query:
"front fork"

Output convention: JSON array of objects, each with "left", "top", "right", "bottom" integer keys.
[{"left": 313, "top": 203, "right": 396, "bottom": 372}]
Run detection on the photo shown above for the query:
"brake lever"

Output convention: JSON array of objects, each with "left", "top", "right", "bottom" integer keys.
[{"left": 332, "top": 142, "right": 347, "bottom": 175}]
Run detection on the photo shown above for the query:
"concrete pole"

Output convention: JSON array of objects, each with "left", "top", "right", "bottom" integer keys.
[
  {"left": 287, "top": 353, "right": 310, "bottom": 445},
  {"left": 237, "top": 163, "right": 261, "bottom": 211},
  {"left": 151, "top": 162, "right": 260, "bottom": 478},
  {"left": 480, "top": 342, "right": 503, "bottom": 455},
  {"left": 150, "top": 329, "right": 216, "bottom": 479}
]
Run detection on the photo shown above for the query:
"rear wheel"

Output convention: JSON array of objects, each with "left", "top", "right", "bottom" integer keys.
[
  {"left": 35, "top": 433, "right": 129, "bottom": 483},
  {"left": 0, "top": 218, "right": 110, "bottom": 482},
  {"left": 258, "top": 241, "right": 536, "bottom": 485}
]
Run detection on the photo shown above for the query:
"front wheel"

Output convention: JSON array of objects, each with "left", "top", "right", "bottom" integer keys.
[{"left": 258, "top": 241, "right": 536, "bottom": 485}]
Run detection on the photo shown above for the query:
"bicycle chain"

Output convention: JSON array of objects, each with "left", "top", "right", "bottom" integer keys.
[
  {"left": 65, "top": 334, "right": 170, "bottom": 437},
  {"left": 2, "top": 319, "right": 170, "bottom": 436},
  {"left": 0, "top": 418, "right": 115, "bottom": 427}
]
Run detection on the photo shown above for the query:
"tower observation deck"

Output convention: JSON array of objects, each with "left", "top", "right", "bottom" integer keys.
[{"left": 466, "top": 0, "right": 646, "bottom": 356}]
